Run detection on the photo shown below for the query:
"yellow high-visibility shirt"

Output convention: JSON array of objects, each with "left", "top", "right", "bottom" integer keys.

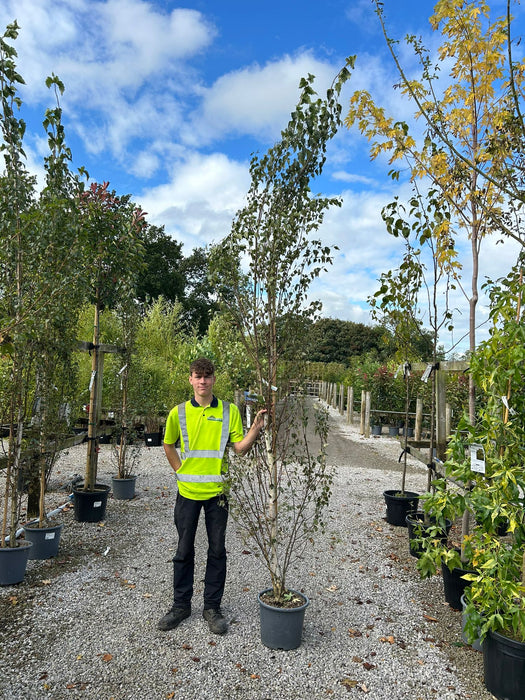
[{"left": 163, "top": 397, "right": 244, "bottom": 500}]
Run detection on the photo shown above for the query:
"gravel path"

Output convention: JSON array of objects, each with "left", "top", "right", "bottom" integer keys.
[{"left": 0, "top": 404, "right": 493, "bottom": 700}]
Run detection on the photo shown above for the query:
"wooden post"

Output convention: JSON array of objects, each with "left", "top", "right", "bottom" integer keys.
[
  {"left": 360, "top": 389, "right": 366, "bottom": 435},
  {"left": 346, "top": 386, "right": 354, "bottom": 424},
  {"left": 339, "top": 383, "right": 344, "bottom": 414},
  {"left": 415, "top": 396, "right": 423, "bottom": 441},
  {"left": 435, "top": 369, "right": 447, "bottom": 462},
  {"left": 364, "top": 391, "right": 371, "bottom": 438},
  {"left": 445, "top": 403, "right": 452, "bottom": 440}
]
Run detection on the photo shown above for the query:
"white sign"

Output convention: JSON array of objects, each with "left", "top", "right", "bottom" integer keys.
[{"left": 470, "top": 444, "right": 486, "bottom": 474}]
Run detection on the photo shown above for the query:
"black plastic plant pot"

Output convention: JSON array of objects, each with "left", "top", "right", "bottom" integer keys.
[
  {"left": 441, "top": 559, "right": 473, "bottom": 610},
  {"left": 72, "top": 484, "right": 110, "bottom": 522},
  {"left": 23, "top": 523, "right": 63, "bottom": 559},
  {"left": 405, "top": 512, "right": 452, "bottom": 558},
  {"left": 0, "top": 541, "right": 33, "bottom": 585},
  {"left": 111, "top": 475, "right": 137, "bottom": 500},
  {"left": 383, "top": 490, "right": 419, "bottom": 527},
  {"left": 258, "top": 589, "right": 309, "bottom": 650},
  {"left": 144, "top": 432, "right": 161, "bottom": 447},
  {"left": 483, "top": 629, "right": 525, "bottom": 700}
]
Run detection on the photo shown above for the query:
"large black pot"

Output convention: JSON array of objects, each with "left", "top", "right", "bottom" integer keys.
[
  {"left": 383, "top": 490, "right": 419, "bottom": 526},
  {"left": 23, "top": 523, "right": 63, "bottom": 559},
  {"left": 405, "top": 512, "right": 452, "bottom": 558},
  {"left": 73, "top": 483, "right": 110, "bottom": 522},
  {"left": 460, "top": 593, "right": 482, "bottom": 652},
  {"left": 483, "top": 629, "right": 525, "bottom": 700},
  {"left": 111, "top": 475, "right": 137, "bottom": 500},
  {"left": 258, "top": 589, "right": 309, "bottom": 650},
  {"left": 144, "top": 432, "right": 162, "bottom": 447},
  {"left": 441, "top": 559, "right": 473, "bottom": 610},
  {"left": 0, "top": 541, "right": 33, "bottom": 585}
]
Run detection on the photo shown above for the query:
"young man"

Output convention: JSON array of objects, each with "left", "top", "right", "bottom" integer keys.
[{"left": 158, "top": 357, "right": 266, "bottom": 634}]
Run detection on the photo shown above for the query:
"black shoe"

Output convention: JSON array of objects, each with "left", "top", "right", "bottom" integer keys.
[
  {"left": 203, "top": 608, "right": 228, "bottom": 635},
  {"left": 158, "top": 606, "right": 191, "bottom": 631}
]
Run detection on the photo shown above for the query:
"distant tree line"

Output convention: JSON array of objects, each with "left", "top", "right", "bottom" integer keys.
[
  {"left": 305, "top": 318, "right": 434, "bottom": 365},
  {"left": 136, "top": 229, "right": 436, "bottom": 363}
]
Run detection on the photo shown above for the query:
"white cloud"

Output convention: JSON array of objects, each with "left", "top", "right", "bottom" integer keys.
[
  {"left": 139, "top": 152, "right": 250, "bottom": 252},
  {"left": 0, "top": 0, "right": 216, "bottom": 169},
  {"left": 331, "top": 170, "right": 376, "bottom": 185},
  {"left": 183, "top": 52, "right": 340, "bottom": 146}
]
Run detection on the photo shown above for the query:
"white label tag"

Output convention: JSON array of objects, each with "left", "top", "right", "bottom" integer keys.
[
  {"left": 93, "top": 501, "right": 102, "bottom": 508},
  {"left": 470, "top": 444, "right": 485, "bottom": 474},
  {"left": 45, "top": 532, "right": 56, "bottom": 540}
]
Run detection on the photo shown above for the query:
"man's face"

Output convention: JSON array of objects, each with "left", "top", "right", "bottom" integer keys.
[{"left": 189, "top": 371, "right": 216, "bottom": 401}]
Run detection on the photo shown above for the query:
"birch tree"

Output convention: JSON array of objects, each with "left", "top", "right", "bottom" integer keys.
[{"left": 211, "top": 61, "right": 353, "bottom": 601}]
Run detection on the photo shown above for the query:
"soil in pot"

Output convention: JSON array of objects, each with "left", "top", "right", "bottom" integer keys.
[
  {"left": 258, "top": 589, "right": 309, "bottom": 650},
  {"left": 383, "top": 490, "right": 419, "bottom": 527}
]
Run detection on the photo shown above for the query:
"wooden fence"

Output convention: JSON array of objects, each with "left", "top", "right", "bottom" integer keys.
[{"left": 318, "top": 361, "right": 469, "bottom": 469}]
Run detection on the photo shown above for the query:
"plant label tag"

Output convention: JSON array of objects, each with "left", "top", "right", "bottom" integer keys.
[
  {"left": 94, "top": 501, "right": 102, "bottom": 508},
  {"left": 45, "top": 533, "right": 56, "bottom": 540},
  {"left": 421, "top": 364, "right": 433, "bottom": 383},
  {"left": 470, "top": 444, "right": 485, "bottom": 474}
]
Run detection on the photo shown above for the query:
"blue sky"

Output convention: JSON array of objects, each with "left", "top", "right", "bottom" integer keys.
[{"left": 0, "top": 0, "right": 523, "bottom": 356}]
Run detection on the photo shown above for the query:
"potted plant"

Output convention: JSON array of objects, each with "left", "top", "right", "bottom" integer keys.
[
  {"left": 143, "top": 415, "right": 163, "bottom": 447},
  {"left": 382, "top": 364, "right": 420, "bottom": 526},
  {"left": 109, "top": 301, "right": 143, "bottom": 499},
  {"left": 73, "top": 182, "right": 145, "bottom": 521},
  {"left": 462, "top": 531, "right": 525, "bottom": 699},
  {"left": 212, "top": 62, "right": 352, "bottom": 649},
  {"left": 0, "top": 35, "right": 84, "bottom": 580},
  {"left": 458, "top": 260, "right": 525, "bottom": 699},
  {"left": 419, "top": 257, "right": 525, "bottom": 622},
  {"left": 22, "top": 75, "right": 86, "bottom": 558},
  {"left": 369, "top": 190, "right": 457, "bottom": 531}
]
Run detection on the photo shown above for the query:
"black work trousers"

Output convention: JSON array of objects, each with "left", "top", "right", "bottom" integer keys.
[{"left": 172, "top": 492, "right": 229, "bottom": 609}]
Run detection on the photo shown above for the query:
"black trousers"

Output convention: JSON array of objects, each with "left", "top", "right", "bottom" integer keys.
[{"left": 172, "top": 492, "right": 229, "bottom": 609}]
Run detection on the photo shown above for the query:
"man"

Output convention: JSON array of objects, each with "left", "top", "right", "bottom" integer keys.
[{"left": 158, "top": 357, "right": 266, "bottom": 634}]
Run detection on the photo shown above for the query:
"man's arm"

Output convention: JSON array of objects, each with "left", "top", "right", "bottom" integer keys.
[
  {"left": 163, "top": 442, "right": 182, "bottom": 472},
  {"left": 233, "top": 409, "right": 267, "bottom": 457}
]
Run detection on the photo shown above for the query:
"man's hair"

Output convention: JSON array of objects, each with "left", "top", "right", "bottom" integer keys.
[{"left": 190, "top": 357, "right": 215, "bottom": 376}]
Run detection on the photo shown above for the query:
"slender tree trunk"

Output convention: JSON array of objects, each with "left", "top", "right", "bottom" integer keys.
[{"left": 85, "top": 296, "right": 101, "bottom": 491}]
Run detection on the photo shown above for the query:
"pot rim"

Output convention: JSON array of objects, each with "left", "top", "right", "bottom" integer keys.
[{"left": 258, "top": 588, "right": 310, "bottom": 611}]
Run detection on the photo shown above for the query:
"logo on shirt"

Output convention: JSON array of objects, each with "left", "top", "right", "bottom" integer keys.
[{"left": 207, "top": 416, "right": 223, "bottom": 422}]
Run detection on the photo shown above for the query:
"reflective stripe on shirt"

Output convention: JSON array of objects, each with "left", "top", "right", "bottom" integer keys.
[{"left": 176, "top": 401, "right": 231, "bottom": 482}]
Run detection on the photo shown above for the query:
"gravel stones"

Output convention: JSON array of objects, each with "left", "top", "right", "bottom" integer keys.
[{"left": 0, "top": 406, "right": 492, "bottom": 699}]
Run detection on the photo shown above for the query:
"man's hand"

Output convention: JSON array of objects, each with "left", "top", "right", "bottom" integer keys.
[{"left": 252, "top": 408, "right": 267, "bottom": 430}]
